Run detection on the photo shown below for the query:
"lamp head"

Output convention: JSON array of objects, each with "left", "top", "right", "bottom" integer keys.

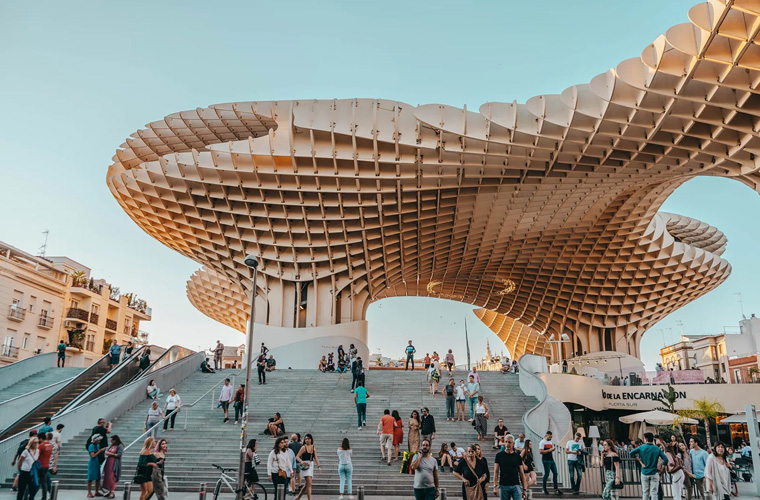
[{"left": 244, "top": 254, "right": 259, "bottom": 269}]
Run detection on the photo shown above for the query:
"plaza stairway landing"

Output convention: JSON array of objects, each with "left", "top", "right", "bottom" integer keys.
[{"left": 49, "top": 369, "right": 536, "bottom": 496}]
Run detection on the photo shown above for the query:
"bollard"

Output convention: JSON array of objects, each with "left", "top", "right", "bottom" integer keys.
[
  {"left": 198, "top": 483, "right": 207, "bottom": 500},
  {"left": 50, "top": 480, "right": 60, "bottom": 500},
  {"left": 276, "top": 484, "right": 286, "bottom": 500},
  {"left": 357, "top": 485, "right": 365, "bottom": 500},
  {"left": 439, "top": 487, "right": 447, "bottom": 500},
  {"left": 122, "top": 481, "right": 132, "bottom": 500}
]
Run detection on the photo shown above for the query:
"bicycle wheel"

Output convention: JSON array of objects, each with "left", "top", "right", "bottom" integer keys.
[
  {"left": 245, "top": 482, "right": 267, "bottom": 500},
  {"left": 212, "top": 479, "right": 223, "bottom": 500}
]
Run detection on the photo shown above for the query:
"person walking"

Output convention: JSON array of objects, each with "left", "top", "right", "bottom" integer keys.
[
  {"left": 337, "top": 438, "right": 353, "bottom": 500},
  {"left": 630, "top": 432, "right": 668, "bottom": 500},
  {"left": 428, "top": 361, "right": 441, "bottom": 395},
  {"left": 445, "top": 379, "right": 456, "bottom": 421},
  {"left": 350, "top": 356, "right": 363, "bottom": 393},
  {"left": 109, "top": 342, "right": 122, "bottom": 369},
  {"left": 218, "top": 378, "right": 234, "bottom": 423},
  {"left": 267, "top": 436, "right": 293, "bottom": 497},
  {"left": 466, "top": 375, "right": 480, "bottom": 421},
  {"left": 245, "top": 439, "right": 261, "bottom": 485},
  {"left": 56, "top": 340, "right": 66, "bottom": 367},
  {"left": 705, "top": 442, "right": 731, "bottom": 500},
  {"left": 134, "top": 437, "right": 159, "bottom": 500},
  {"left": 257, "top": 353, "right": 267, "bottom": 384},
  {"left": 565, "top": 432, "right": 585, "bottom": 494},
  {"left": 474, "top": 396, "right": 490, "bottom": 442},
  {"left": 424, "top": 354, "right": 432, "bottom": 372},
  {"left": 37, "top": 433, "right": 54, "bottom": 500},
  {"left": 260, "top": 342, "right": 269, "bottom": 356},
  {"left": 494, "top": 435, "right": 528, "bottom": 500},
  {"left": 445, "top": 349, "right": 455, "bottom": 376},
  {"left": 151, "top": 438, "right": 168, "bottom": 500},
  {"left": 679, "top": 441, "right": 694, "bottom": 500},
  {"left": 405, "top": 340, "right": 416, "bottom": 371},
  {"left": 102, "top": 435, "right": 123, "bottom": 499},
  {"left": 601, "top": 439, "right": 621, "bottom": 500},
  {"left": 689, "top": 437, "right": 709, "bottom": 500},
  {"left": 408, "top": 410, "right": 421, "bottom": 454},
  {"left": 665, "top": 443, "right": 684, "bottom": 500},
  {"left": 145, "top": 401, "right": 163, "bottom": 438},
  {"left": 392, "top": 410, "right": 404, "bottom": 462},
  {"left": 420, "top": 407, "right": 436, "bottom": 447},
  {"left": 162, "top": 388, "right": 181, "bottom": 431},
  {"left": 539, "top": 431, "right": 561, "bottom": 495},
  {"left": 377, "top": 410, "right": 394, "bottom": 466},
  {"left": 474, "top": 444, "right": 491, "bottom": 499},
  {"left": 87, "top": 435, "right": 105, "bottom": 498},
  {"left": 469, "top": 367, "right": 481, "bottom": 383},
  {"left": 354, "top": 382, "right": 369, "bottom": 430},
  {"left": 288, "top": 434, "right": 302, "bottom": 494},
  {"left": 213, "top": 340, "right": 224, "bottom": 370},
  {"left": 294, "top": 434, "right": 321, "bottom": 500},
  {"left": 16, "top": 437, "right": 39, "bottom": 500},
  {"left": 456, "top": 379, "right": 467, "bottom": 422},
  {"left": 453, "top": 445, "right": 488, "bottom": 500},
  {"left": 233, "top": 384, "right": 245, "bottom": 425},
  {"left": 521, "top": 439, "right": 537, "bottom": 498},
  {"left": 410, "top": 439, "right": 439, "bottom": 500}
]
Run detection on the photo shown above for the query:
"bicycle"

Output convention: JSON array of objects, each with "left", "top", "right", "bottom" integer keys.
[{"left": 212, "top": 464, "right": 267, "bottom": 500}]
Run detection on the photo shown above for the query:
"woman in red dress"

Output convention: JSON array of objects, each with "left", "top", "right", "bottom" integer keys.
[{"left": 391, "top": 410, "right": 404, "bottom": 462}]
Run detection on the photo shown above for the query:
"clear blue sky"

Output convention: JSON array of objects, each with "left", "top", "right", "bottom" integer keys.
[{"left": 1, "top": 0, "right": 757, "bottom": 369}]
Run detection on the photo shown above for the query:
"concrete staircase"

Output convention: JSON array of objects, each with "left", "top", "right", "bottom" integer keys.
[
  {"left": 0, "top": 367, "right": 83, "bottom": 403},
  {"left": 47, "top": 369, "right": 538, "bottom": 496}
]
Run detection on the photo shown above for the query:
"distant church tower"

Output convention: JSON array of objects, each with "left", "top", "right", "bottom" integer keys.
[{"left": 486, "top": 339, "right": 492, "bottom": 359}]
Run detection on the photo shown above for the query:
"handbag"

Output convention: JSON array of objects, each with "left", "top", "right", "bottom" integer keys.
[
  {"left": 464, "top": 459, "right": 484, "bottom": 500},
  {"left": 278, "top": 469, "right": 287, "bottom": 478}
]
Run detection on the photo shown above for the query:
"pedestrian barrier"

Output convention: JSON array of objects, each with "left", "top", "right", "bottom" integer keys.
[
  {"left": 50, "top": 480, "right": 60, "bottom": 500},
  {"left": 198, "top": 482, "right": 207, "bottom": 500},
  {"left": 122, "top": 481, "right": 132, "bottom": 500}
]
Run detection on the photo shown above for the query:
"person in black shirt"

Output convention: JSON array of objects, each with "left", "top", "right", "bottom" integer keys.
[
  {"left": 601, "top": 439, "right": 621, "bottom": 500},
  {"left": 475, "top": 443, "right": 490, "bottom": 498},
  {"left": 420, "top": 408, "right": 436, "bottom": 446},
  {"left": 91, "top": 418, "right": 111, "bottom": 464},
  {"left": 521, "top": 439, "right": 538, "bottom": 494},
  {"left": 494, "top": 435, "right": 528, "bottom": 500},
  {"left": 454, "top": 445, "right": 489, "bottom": 499},
  {"left": 350, "top": 357, "right": 363, "bottom": 392}
]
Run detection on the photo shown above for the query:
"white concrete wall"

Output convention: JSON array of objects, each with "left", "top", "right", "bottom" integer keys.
[{"left": 247, "top": 320, "right": 369, "bottom": 370}]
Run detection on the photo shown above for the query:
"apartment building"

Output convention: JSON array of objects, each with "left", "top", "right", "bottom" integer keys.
[{"left": 0, "top": 240, "right": 152, "bottom": 366}]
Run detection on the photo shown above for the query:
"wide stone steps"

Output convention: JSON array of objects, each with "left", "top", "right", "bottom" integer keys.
[
  {"left": 33, "top": 369, "right": 537, "bottom": 496},
  {"left": 0, "top": 367, "right": 83, "bottom": 403}
]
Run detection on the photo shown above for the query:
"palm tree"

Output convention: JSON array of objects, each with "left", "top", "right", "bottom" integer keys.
[{"left": 677, "top": 397, "right": 725, "bottom": 449}]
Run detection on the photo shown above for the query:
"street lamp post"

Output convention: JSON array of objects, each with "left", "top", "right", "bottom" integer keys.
[
  {"left": 547, "top": 333, "right": 571, "bottom": 369},
  {"left": 236, "top": 254, "right": 259, "bottom": 500}
]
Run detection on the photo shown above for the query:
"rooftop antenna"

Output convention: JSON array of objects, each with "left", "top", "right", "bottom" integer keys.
[
  {"left": 676, "top": 320, "right": 685, "bottom": 337},
  {"left": 38, "top": 229, "right": 49, "bottom": 257},
  {"left": 735, "top": 292, "right": 746, "bottom": 319}
]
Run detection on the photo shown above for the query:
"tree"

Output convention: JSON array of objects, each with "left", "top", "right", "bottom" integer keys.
[
  {"left": 657, "top": 384, "right": 683, "bottom": 438},
  {"left": 677, "top": 397, "right": 725, "bottom": 449}
]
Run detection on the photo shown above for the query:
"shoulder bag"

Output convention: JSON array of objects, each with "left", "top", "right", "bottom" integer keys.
[{"left": 464, "top": 459, "right": 484, "bottom": 500}]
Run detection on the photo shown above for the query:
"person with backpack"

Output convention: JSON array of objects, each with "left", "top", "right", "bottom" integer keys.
[
  {"left": 109, "top": 343, "right": 122, "bottom": 368},
  {"left": 350, "top": 356, "right": 363, "bottom": 393},
  {"left": 16, "top": 437, "right": 40, "bottom": 500}
]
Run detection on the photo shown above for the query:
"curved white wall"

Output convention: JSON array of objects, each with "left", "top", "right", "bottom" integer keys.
[{"left": 248, "top": 321, "right": 369, "bottom": 370}]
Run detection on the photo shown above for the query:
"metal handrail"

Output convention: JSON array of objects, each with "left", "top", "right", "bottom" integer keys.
[
  {"left": 0, "top": 352, "right": 110, "bottom": 440},
  {"left": 127, "top": 345, "right": 192, "bottom": 384},
  {"left": 182, "top": 373, "right": 238, "bottom": 430}
]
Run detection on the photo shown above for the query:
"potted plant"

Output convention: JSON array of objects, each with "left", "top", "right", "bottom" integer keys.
[{"left": 67, "top": 329, "right": 85, "bottom": 350}]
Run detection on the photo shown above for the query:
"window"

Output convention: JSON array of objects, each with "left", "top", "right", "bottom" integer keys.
[
  {"left": 22, "top": 334, "right": 30, "bottom": 350},
  {"left": 71, "top": 299, "right": 79, "bottom": 309},
  {"left": 29, "top": 296, "right": 37, "bottom": 313},
  {"left": 41, "top": 300, "right": 52, "bottom": 318},
  {"left": 85, "top": 333, "right": 95, "bottom": 352},
  {"left": 36, "top": 336, "right": 45, "bottom": 351},
  {"left": 91, "top": 304, "right": 100, "bottom": 316},
  {"left": 734, "top": 368, "right": 742, "bottom": 383},
  {"left": 2, "top": 334, "right": 14, "bottom": 348},
  {"left": 12, "top": 290, "right": 23, "bottom": 306}
]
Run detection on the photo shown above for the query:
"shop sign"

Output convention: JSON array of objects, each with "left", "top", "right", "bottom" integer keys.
[{"left": 601, "top": 388, "right": 687, "bottom": 409}]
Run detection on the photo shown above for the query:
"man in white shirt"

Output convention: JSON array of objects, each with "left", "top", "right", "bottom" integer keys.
[
  {"left": 566, "top": 432, "right": 585, "bottom": 494},
  {"left": 448, "top": 442, "right": 464, "bottom": 467},
  {"left": 514, "top": 432, "right": 526, "bottom": 451},
  {"left": 218, "top": 378, "right": 234, "bottom": 423}
]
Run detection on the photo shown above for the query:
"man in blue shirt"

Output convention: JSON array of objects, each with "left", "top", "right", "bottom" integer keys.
[
  {"left": 689, "top": 437, "right": 709, "bottom": 499},
  {"left": 405, "top": 341, "right": 416, "bottom": 371},
  {"left": 108, "top": 342, "right": 121, "bottom": 368},
  {"left": 630, "top": 432, "right": 667, "bottom": 500}
]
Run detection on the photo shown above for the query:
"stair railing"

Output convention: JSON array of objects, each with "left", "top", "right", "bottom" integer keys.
[
  {"left": 0, "top": 377, "right": 76, "bottom": 433},
  {"left": 182, "top": 374, "right": 236, "bottom": 431}
]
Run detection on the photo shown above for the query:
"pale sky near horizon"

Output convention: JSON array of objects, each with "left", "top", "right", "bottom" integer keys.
[{"left": 1, "top": 0, "right": 759, "bottom": 370}]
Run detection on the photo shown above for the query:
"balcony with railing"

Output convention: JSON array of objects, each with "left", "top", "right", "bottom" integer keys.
[
  {"left": 38, "top": 315, "right": 54, "bottom": 329},
  {"left": 89, "top": 312, "right": 100, "bottom": 325},
  {"left": 7, "top": 305, "right": 26, "bottom": 322},
  {"left": 0, "top": 345, "right": 19, "bottom": 359},
  {"left": 105, "top": 318, "right": 117, "bottom": 331},
  {"left": 66, "top": 307, "right": 89, "bottom": 321}
]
